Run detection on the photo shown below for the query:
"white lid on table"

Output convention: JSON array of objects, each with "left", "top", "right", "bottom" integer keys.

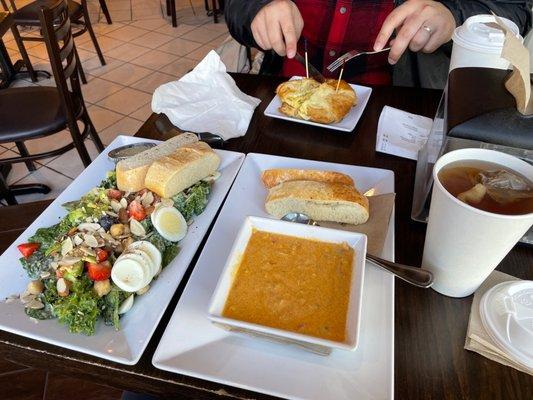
[{"left": 479, "top": 280, "right": 533, "bottom": 369}]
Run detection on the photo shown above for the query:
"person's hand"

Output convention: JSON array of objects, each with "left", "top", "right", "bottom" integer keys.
[
  {"left": 374, "top": 0, "right": 456, "bottom": 64},
  {"left": 251, "top": 0, "right": 304, "bottom": 58}
]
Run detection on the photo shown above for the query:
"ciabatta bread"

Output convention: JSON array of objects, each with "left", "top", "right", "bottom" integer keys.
[
  {"left": 265, "top": 180, "right": 369, "bottom": 225},
  {"left": 116, "top": 133, "right": 198, "bottom": 192},
  {"left": 261, "top": 168, "right": 354, "bottom": 189},
  {"left": 144, "top": 141, "right": 220, "bottom": 198}
]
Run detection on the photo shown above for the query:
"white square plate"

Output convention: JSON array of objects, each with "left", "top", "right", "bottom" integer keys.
[
  {"left": 264, "top": 76, "right": 372, "bottom": 132},
  {"left": 208, "top": 216, "right": 367, "bottom": 352},
  {"left": 0, "top": 135, "right": 245, "bottom": 365},
  {"left": 153, "top": 153, "right": 395, "bottom": 400}
]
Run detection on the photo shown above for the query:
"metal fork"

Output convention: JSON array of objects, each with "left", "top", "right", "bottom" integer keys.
[{"left": 326, "top": 47, "right": 391, "bottom": 72}]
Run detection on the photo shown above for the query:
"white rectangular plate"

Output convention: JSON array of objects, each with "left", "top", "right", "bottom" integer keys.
[
  {"left": 153, "top": 153, "right": 395, "bottom": 400},
  {"left": 0, "top": 135, "right": 245, "bottom": 365},
  {"left": 264, "top": 76, "right": 372, "bottom": 132}
]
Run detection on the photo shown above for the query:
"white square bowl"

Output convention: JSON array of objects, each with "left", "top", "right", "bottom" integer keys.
[{"left": 208, "top": 216, "right": 367, "bottom": 352}]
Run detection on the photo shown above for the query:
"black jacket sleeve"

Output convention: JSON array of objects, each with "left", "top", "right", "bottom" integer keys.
[
  {"left": 438, "top": 0, "right": 533, "bottom": 36},
  {"left": 224, "top": 0, "right": 275, "bottom": 48}
]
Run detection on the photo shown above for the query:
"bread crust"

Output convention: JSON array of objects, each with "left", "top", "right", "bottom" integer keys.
[
  {"left": 261, "top": 169, "right": 355, "bottom": 188},
  {"left": 276, "top": 78, "right": 357, "bottom": 124}
]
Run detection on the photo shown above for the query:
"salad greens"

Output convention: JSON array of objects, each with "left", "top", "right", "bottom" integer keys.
[
  {"left": 99, "top": 170, "right": 117, "bottom": 189},
  {"left": 29, "top": 221, "right": 71, "bottom": 253},
  {"left": 172, "top": 181, "right": 211, "bottom": 221},
  {"left": 101, "top": 285, "right": 129, "bottom": 330},
  {"left": 54, "top": 275, "right": 100, "bottom": 335},
  {"left": 20, "top": 250, "right": 51, "bottom": 280},
  {"left": 15, "top": 167, "right": 214, "bottom": 335}
]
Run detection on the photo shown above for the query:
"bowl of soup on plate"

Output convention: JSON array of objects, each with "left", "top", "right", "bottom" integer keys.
[{"left": 208, "top": 216, "right": 367, "bottom": 352}]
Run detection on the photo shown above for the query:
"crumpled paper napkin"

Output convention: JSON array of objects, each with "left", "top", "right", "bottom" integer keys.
[
  {"left": 152, "top": 50, "right": 261, "bottom": 140},
  {"left": 465, "top": 270, "right": 532, "bottom": 375}
]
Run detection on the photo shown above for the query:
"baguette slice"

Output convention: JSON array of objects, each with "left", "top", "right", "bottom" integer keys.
[
  {"left": 265, "top": 180, "right": 369, "bottom": 225},
  {"left": 145, "top": 141, "right": 220, "bottom": 198},
  {"left": 116, "top": 133, "right": 198, "bottom": 192},
  {"left": 261, "top": 168, "right": 354, "bottom": 189}
]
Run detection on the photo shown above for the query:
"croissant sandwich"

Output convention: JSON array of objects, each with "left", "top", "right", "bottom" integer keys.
[{"left": 276, "top": 78, "right": 357, "bottom": 124}]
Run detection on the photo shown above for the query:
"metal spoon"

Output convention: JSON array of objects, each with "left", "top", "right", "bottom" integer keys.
[{"left": 281, "top": 213, "right": 434, "bottom": 288}]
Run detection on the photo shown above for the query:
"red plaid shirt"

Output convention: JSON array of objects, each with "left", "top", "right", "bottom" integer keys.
[{"left": 282, "top": 0, "right": 394, "bottom": 85}]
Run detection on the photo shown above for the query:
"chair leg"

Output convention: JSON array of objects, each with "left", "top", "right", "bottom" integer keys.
[
  {"left": 15, "top": 142, "right": 37, "bottom": 171},
  {"left": 0, "top": 169, "right": 17, "bottom": 205},
  {"left": 211, "top": 0, "right": 219, "bottom": 23},
  {"left": 170, "top": 0, "right": 177, "bottom": 27},
  {"left": 166, "top": 0, "right": 171, "bottom": 16},
  {"left": 98, "top": 0, "right": 112, "bottom": 24},
  {"left": 10, "top": 27, "right": 37, "bottom": 82},
  {"left": 74, "top": 47, "right": 87, "bottom": 84},
  {"left": 67, "top": 122, "right": 92, "bottom": 167},
  {"left": 82, "top": 109, "right": 104, "bottom": 152},
  {"left": 83, "top": 13, "right": 106, "bottom": 66}
]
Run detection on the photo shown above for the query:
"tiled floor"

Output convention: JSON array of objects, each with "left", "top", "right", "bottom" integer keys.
[{"left": 1, "top": 0, "right": 228, "bottom": 205}]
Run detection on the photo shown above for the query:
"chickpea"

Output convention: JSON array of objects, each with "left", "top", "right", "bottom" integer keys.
[
  {"left": 110, "top": 224, "right": 125, "bottom": 238},
  {"left": 93, "top": 279, "right": 112, "bottom": 297}
]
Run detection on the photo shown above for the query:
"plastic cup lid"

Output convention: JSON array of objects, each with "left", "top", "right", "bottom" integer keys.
[
  {"left": 479, "top": 280, "right": 533, "bottom": 369},
  {"left": 452, "top": 15, "right": 521, "bottom": 53}
]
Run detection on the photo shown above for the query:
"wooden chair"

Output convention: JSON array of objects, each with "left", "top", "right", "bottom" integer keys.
[
  {"left": 0, "top": 0, "right": 104, "bottom": 205},
  {"left": 4, "top": 0, "right": 108, "bottom": 84}
]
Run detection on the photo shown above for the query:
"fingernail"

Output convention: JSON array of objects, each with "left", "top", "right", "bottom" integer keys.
[
  {"left": 388, "top": 57, "right": 396, "bottom": 65},
  {"left": 374, "top": 42, "right": 382, "bottom": 51},
  {"left": 287, "top": 49, "right": 295, "bottom": 58}
]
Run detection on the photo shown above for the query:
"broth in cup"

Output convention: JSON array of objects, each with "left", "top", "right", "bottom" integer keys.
[{"left": 437, "top": 160, "right": 533, "bottom": 216}]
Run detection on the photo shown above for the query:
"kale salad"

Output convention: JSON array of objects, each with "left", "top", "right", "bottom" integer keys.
[{"left": 12, "top": 170, "right": 214, "bottom": 335}]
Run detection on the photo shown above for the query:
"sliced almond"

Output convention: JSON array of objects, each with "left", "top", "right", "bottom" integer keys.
[
  {"left": 73, "top": 235, "right": 83, "bottom": 246},
  {"left": 78, "top": 246, "right": 96, "bottom": 257},
  {"left": 84, "top": 234, "right": 99, "bottom": 248},
  {"left": 130, "top": 219, "right": 146, "bottom": 237},
  {"left": 106, "top": 211, "right": 118, "bottom": 218},
  {"left": 27, "top": 299, "right": 44, "bottom": 310},
  {"left": 110, "top": 199, "right": 122, "bottom": 213},
  {"left": 20, "top": 292, "right": 35, "bottom": 304},
  {"left": 78, "top": 222, "right": 101, "bottom": 232},
  {"left": 120, "top": 198, "right": 128, "bottom": 209},
  {"left": 141, "top": 191, "right": 154, "bottom": 207},
  {"left": 61, "top": 237, "right": 73, "bottom": 256},
  {"left": 59, "top": 256, "right": 82, "bottom": 266},
  {"left": 57, "top": 278, "right": 70, "bottom": 297},
  {"left": 40, "top": 271, "right": 51, "bottom": 279}
]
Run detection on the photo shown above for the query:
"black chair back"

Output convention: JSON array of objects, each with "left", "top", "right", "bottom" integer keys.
[{"left": 38, "top": 0, "right": 84, "bottom": 124}]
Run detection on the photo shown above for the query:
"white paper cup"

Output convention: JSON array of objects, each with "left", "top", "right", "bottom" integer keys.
[
  {"left": 450, "top": 15, "right": 522, "bottom": 71},
  {"left": 422, "top": 149, "right": 533, "bottom": 298}
]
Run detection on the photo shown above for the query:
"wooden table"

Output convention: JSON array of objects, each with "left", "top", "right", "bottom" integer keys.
[{"left": 0, "top": 74, "right": 531, "bottom": 399}]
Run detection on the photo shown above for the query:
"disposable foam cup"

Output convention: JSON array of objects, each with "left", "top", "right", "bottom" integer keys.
[
  {"left": 450, "top": 15, "right": 522, "bottom": 71},
  {"left": 422, "top": 149, "right": 533, "bottom": 298}
]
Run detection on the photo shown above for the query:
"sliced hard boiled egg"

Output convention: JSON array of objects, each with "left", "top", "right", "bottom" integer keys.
[
  {"left": 118, "top": 294, "right": 135, "bottom": 315},
  {"left": 119, "top": 252, "right": 153, "bottom": 288},
  {"left": 153, "top": 206, "right": 187, "bottom": 242},
  {"left": 111, "top": 257, "right": 146, "bottom": 292},
  {"left": 128, "top": 241, "right": 161, "bottom": 278}
]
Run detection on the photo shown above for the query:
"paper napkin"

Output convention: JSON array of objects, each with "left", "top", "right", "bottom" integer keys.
[
  {"left": 152, "top": 51, "right": 261, "bottom": 140},
  {"left": 465, "top": 270, "right": 532, "bottom": 375}
]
